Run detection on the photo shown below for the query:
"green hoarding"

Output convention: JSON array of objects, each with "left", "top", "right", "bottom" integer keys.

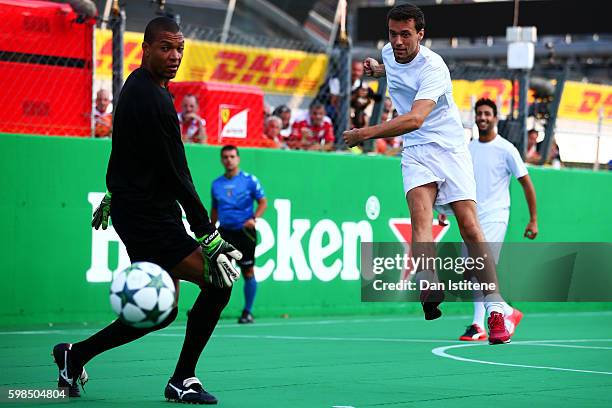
[{"left": 1, "top": 134, "right": 611, "bottom": 325}]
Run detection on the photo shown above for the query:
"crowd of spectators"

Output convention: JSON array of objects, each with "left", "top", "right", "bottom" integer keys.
[{"left": 91, "top": 61, "right": 566, "bottom": 166}]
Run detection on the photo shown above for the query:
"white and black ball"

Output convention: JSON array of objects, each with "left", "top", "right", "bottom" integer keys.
[{"left": 109, "top": 262, "right": 175, "bottom": 328}]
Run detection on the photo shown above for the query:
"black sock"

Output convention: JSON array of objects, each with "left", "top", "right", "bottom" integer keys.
[
  {"left": 71, "top": 307, "right": 178, "bottom": 367},
  {"left": 172, "top": 287, "right": 231, "bottom": 381}
]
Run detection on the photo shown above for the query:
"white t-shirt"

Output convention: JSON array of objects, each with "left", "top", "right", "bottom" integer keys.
[
  {"left": 382, "top": 44, "right": 464, "bottom": 150},
  {"left": 469, "top": 135, "right": 528, "bottom": 223}
]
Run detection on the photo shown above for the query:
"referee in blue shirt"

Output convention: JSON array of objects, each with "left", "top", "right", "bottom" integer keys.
[{"left": 211, "top": 145, "right": 267, "bottom": 323}]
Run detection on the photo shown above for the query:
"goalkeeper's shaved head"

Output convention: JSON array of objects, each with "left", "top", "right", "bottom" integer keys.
[
  {"left": 141, "top": 16, "right": 184, "bottom": 85},
  {"left": 144, "top": 16, "right": 180, "bottom": 44}
]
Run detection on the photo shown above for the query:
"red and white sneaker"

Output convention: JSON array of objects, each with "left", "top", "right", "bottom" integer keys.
[
  {"left": 459, "top": 324, "right": 487, "bottom": 341},
  {"left": 488, "top": 311, "right": 511, "bottom": 345},
  {"left": 505, "top": 308, "right": 524, "bottom": 337}
]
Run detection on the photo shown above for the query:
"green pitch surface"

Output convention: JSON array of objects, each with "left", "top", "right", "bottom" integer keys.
[{"left": 1, "top": 311, "right": 611, "bottom": 407}]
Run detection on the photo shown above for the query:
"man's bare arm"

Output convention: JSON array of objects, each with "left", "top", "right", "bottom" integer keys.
[
  {"left": 254, "top": 197, "right": 268, "bottom": 219},
  {"left": 518, "top": 174, "right": 538, "bottom": 239},
  {"left": 343, "top": 99, "right": 435, "bottom": 147}
]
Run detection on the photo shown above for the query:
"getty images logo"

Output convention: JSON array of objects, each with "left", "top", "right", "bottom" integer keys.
[{"left": 86, "top": 192, "right": 379, "bottom": 283}]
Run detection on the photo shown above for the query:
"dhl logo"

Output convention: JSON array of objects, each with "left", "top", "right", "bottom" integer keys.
[
  {"left": 208, "top": 51, "right": 307, "bottom": 89},
  {"left": 181, "top": 41, "right": 328, "bottom": 96},
  {"left": 575, "top": 90, "right": 612, "bottom": 118},
  {"left": 453, "top": 78, "right": 612, "bottom": 123},
  {"left": 559, "top": 82, "right": 612, "bottom": 122},
  {"left": 453, "top": 79, "right": 536, "bottom": 114},
  {"left": 94, "top": 29, "right": 328, "bottom": 97}
]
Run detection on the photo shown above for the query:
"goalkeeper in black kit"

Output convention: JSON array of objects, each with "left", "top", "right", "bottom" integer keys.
[{"left": 52, "top": 17, "right": 240, "bottom": 405}]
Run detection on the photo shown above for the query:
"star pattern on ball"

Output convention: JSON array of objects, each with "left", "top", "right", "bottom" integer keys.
[
  {"left": 117, "top": 281, "right": 142, "bottom": 309},
  {"left": 143, "top": 303, "right": 166, "bottom": 324},
  {"left": 146, "top": 273, "right": 166, "bottom": 295},
  {"left": 123, "top": 265, "right": 137, "bottom": 276}
]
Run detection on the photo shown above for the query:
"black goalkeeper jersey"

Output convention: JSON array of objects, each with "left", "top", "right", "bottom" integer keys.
[{"left": 106, "top": 67, "right": 214, "bottom": 237}]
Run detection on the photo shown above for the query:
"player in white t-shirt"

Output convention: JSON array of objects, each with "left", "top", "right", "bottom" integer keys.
[
  {"left": 343, "top": 4, "right": 513, "bottom": 344},
  {"left": 440, "top": 98, "right": 538, "bottom": 341}
]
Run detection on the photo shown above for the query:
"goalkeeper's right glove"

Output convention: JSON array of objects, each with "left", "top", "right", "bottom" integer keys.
[
  {"left": 92, "top": 191, "right": 112, "bottom": 230},
  {"left": 197, "top": 230, "right": 243, "bottom": 288}
]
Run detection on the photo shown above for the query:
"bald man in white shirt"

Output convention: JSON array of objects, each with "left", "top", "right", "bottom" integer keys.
[{"left": 343, "top": 3, "right": 514, "bottom": 344}]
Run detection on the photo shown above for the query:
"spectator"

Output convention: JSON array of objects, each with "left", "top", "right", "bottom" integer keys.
[
  {"left": 264, "top": 102, "right": 272, "bottom": 120},
  {"left": 261, "top": 115, "right": 283, "bottom": 148},
  {"left": 350, "top": 60, "right": 365, "bottom": 91},
  {"left": 351, "top": 83, "right": 374, "bottom": 129},
  {"left": 376, "top": 104, "right": 400, "bottom": 155},
  {"left": 380, "top": 109, "right": 392, "bottom": 123},
  {"left": 94, "top": 89, "right": 112, "bottom": 138},
  {"left": 272, "top": 104, "right": 293, "bottom": 139},
  {"left": 548, "top": 140, "right": 562, "bottom": 169},
  {"left": 178, "top": 94, "right": 206, "bottom": 144},
  {"left": 289, "top": 102, "right": 335, "bottom": 151},
  {"left": 383, "top": 96, "right": 393, "bottom": 113},
  {"left": 352, "top": 109, "right": 368, "bottom": 130},
  {"left": 321, "top": 60, "right": 369, "bottom": 125},
  {"left": 319, "top": 75, "right": 340, "bottom": 125},
  {"left": 349, "top": 62, "right": 381, "bottom": 129},
  {"left": 525, "top": 129, "right": 541, "bottom": 164}
]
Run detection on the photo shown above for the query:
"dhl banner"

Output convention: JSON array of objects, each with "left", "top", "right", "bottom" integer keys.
[
  {"left": 372, "top": 78, "right": 612, "bottom": 123},
  {"left": 95, "top": 29, "right": 328, "bottom": 97},
  {"left": 452, "top": 79, "right": 612, "bottom": 123},
  {"left": 96, "top": 29, "right": 609, "bottom": 121},
  {"left": 452, "top": 79, "right": 519, "bottom": 115},
  {"left": 557, "top": 81, "right": 612, "bottom": 122}
]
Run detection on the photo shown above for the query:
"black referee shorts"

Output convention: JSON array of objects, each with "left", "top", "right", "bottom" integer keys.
[
  {"left": 218, "top": 226, "right": 257, "bottom": 268},
  {"left": 110, "top": 203, "right": 200, "bottom": 273}
]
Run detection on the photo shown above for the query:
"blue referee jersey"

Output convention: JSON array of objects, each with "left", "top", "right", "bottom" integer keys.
[{"left": 211, "top": 171, "right": 265, "bottom": 231}]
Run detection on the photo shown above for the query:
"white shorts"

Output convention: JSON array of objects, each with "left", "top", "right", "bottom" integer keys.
[
  {"left": 481, "top": 221, "right": 508, "bottom": 264},
  {"left": 401, "top": 142, "right": 477, "bottom": 214},
  {"left": 461, "top": 221, "right": 508, "bottom": 264}
]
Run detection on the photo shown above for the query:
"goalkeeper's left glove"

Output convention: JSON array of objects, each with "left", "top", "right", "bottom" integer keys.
[
  {"left": 92, "top": 191, "right": 112, "bottom": 230},
  {"left": 197, "top": 230, "right": 242, "bottom": 288}
]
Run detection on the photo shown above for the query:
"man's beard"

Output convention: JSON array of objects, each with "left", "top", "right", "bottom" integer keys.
[{"left": 478, "top": 125, "right": 493, "bottom": 136}]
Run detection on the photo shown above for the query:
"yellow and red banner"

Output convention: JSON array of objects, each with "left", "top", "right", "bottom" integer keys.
[
  {"left": 452, "top": 79, "right": 612, "bottom": 122},
  {"left": 95, "top": 29, "right": 328, "bottom": 97},
  {"left": 557, "top": 81, "right": 612, "bottom": 122},
  {"left": 96, "top": 29, "right": 610, "bottom": 122},
  {"left": 452, "top": 79, "right": 517, "bottom": 114}
]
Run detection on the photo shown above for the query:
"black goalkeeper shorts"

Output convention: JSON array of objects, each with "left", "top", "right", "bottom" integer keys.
[
  {"left": 218, "top": 226, "right": 257, "bottom": 268},
  {"left": 111, "top": 202, "right": 200, "bottom": 272}
]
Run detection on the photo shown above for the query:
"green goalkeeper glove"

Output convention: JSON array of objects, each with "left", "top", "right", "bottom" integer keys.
[
  {"left": 197, "top": 230, "right": 243, "bottom": 288},
  {"left": 92, "top": 191, "right": 112, "bottom": 230}
]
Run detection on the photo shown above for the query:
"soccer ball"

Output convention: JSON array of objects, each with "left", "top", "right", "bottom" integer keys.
[{"left": 109, "top": 262, "right": 176, "bottom": 328}]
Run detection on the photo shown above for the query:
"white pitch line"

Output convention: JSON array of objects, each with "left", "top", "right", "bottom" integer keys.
[
  {"left": 0, "top": 310, "right": 611, "bottom": 335},
  {"left": 432, "top": 339, "right": 612, "bottom": 375},
  {"left": 155, "top": 333, "right": 462, "bottom": 343},
  {"left": 523, "top": 343, "right": 612, "bottom": 350},
  {"left": 163, "top": 310, "right": 612, "bottom": 331},
  {"left": 0, "top": 330, "right": 75, "bottom": 335},
  {"left": 165, "top": 314, "right": 476, "bottom": 330}
]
